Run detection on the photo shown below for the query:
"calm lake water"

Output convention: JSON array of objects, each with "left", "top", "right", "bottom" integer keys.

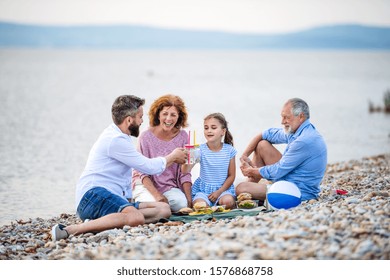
[{"left": 0, "top": 49, "right": 389, "bottom": 225}]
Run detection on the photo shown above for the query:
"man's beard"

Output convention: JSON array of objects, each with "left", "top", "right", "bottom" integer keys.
[
  {"left": 129, "top": 121, "right": 140, "bottom": 137},
  {"left": 284, "top": 125, "right": 293, "bottom": 135}
]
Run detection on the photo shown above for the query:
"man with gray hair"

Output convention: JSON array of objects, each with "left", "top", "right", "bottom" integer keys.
[{"left": 236, "top": 98, "right": 327, "bottom": 203}]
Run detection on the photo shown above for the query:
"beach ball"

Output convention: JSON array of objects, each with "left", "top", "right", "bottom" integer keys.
[{"left": 266, "top": 181, "right": 301, "bottom": 210}]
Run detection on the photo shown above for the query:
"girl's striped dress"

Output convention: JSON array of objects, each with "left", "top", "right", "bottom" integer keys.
[{"left": 191, "top": 143, "right": 237, "bottom": 198}]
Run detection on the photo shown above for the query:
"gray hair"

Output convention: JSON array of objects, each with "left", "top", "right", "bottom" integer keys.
[
  {"left": 111, "top": 95, "right": 145, "bottom": 125},
  {"left": 288, "top": 98, "right": 310, "bottom": 119}
]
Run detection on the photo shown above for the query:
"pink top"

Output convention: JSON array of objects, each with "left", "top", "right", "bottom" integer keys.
[{"left": 132, "top": 129, "right": 192, "bottom": 193}]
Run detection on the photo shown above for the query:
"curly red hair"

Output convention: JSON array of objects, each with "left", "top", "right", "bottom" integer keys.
[{"left": 148, "top": 94, "right": 188, "bottom": 128}]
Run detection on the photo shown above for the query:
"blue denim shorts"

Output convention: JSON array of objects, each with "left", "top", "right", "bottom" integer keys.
[{"left": 77, "top": 187, "right": 140, "bottom": 221}]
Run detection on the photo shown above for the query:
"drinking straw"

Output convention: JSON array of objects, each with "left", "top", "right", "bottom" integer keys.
[
  {"left": 187, "top": 130, "right": 191, "bottom": 164},
  {"left": 193, "top": 130, "right": 196, "bottom": 146}
]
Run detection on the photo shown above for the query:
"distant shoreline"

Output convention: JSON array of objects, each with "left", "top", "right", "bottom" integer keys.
[{"left": 1, "top": 22, "right": 390, "bottom": 50}]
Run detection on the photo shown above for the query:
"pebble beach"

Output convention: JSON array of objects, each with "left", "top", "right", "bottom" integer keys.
[{"left": 0, "top": 154, "right": 389, "bottom": 260}]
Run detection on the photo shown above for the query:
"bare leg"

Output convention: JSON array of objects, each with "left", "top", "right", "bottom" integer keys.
[
  {"left": 252, "top": 140, "right": 282, "bottom": 167},
  {"left": 243, "top": 140, "right": 282, "bottom": 183},
  {"left": 138, "top": 201, "right": 171, "bottom": 223},
  {"left": 218, "top": 194, "right": 236, "bottom": 209},
  {"left": 64, "top": 206, "right": 145, "bottom": 236},
  {"left": 63, "top": 202, "right": 170, "bottom": 236},
  {"left": 235, "top": 181, "right": 268, "bottom": 202}
]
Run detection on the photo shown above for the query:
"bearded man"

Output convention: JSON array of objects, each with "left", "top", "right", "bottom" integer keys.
[
  {"left": 52, "top": 95, "right": 187, "bottom": 241},
  {"left": 236, "top": 98, "right": 327, "bottom": 203}
]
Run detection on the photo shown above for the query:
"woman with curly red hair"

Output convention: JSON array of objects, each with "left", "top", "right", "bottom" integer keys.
[{"left": 132, "top": 94, "right": 192, "bottom": 211}]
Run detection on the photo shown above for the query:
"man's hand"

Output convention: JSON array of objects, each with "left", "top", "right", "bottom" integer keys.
[
  {"left": 240, "top": 155, "right": 255, "bottom": 167},
  {"left": 166, "top": 148, "right": 188, "bottom": 165},
  {"left": 240, "top": 163, "right": 261, "bottom": 182}
]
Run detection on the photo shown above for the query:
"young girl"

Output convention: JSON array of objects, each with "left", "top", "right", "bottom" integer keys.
[{"left": 183, "top": 113, "right": 236, "bottom": 209}]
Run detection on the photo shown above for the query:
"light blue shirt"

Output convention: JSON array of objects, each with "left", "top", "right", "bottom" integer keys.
[
  {"left": 75, "top": 124, "right": 166, "bottom": 207},
  {"left": 260, "top": 119, "right": 327, "bottom": 200}
]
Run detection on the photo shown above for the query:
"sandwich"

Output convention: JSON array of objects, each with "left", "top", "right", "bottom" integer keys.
[
  {"left": 238, "top": 199, "right": 256, "bottom": 209},
  {"left": 193, "top": 201, "right": 208, "bottom": 212},
  {"left": 237, "top": 192, "right": 252, "bottom": 202},
  {"left": 178, "top": 207, "right": 193, "bottom": 214}
]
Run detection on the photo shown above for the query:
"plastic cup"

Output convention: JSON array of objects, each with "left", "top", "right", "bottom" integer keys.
[{"left": 184, "top": 144, "right": 200, "bottom": 164}]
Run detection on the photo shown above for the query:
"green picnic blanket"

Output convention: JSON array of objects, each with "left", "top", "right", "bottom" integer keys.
[{"left": 169, "top": 207, "right": 270, "bottom": 223}]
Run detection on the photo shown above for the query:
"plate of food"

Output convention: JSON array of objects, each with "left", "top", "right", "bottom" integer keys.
[
  {"left": 175, "top": 202, "right": 231, "bottom": 216},
  {"left": 175, "top": 207, "right": 194, "bottom": 215},
  {"left": 236, "top": 192, "right": 259, "bottom": 209}
]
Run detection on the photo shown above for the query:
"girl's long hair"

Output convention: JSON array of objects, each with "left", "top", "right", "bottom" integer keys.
[{"left": 204, "top": 113, "right": 233, "bottom": 146}]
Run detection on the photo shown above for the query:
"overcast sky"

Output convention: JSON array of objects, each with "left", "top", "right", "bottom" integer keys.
[{"left": 1, "top": 0, "right": 390, "bottom": 33}]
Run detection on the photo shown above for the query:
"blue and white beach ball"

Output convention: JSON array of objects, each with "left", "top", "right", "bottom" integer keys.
[{"left": 266, "top": 181, "right": 302, "bottom": 210}]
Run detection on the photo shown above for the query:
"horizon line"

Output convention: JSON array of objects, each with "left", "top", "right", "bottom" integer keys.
[{"left": 1, "top": 20, "right": 390, "bottom": 35}]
